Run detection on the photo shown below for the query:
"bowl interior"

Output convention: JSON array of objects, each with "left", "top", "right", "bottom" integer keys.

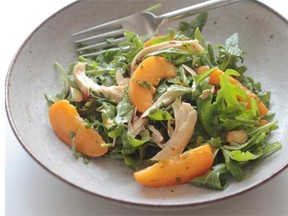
[{"left": 6, "top": 0, "right": 288, "bottom": 208}]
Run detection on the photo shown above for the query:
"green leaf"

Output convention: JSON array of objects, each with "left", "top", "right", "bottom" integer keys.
[
  {"left": 119, "top": 31, "right": 144, "bottom": 62},
  {"left": 241, "top": 76, "right": 271, "bottom": 108},
  {"left": 108, "top": 124, "right": 125, "bottom": 139},
  {"left": 178, "top": 12, "right": 208, "bottom": 37},
  {"left": 230, "top": 149, "right": 262, "bottom": 162},
  {"left": 148, "top": 108, "right": 173, "bottom": 121},
  {"left": 197, "top": 94, "right": 222, "bottom": 137},
  {"left": 122, "top": 130, "right": 150, "bottom": 155},
  {"left": 77, "top": 99, "right": 101, "bottom": 117},
  {"left": 191, "top": 163, "right": 229, "bottom": 190},
  {"left": 145, "top": 47, "right": 206, "bottom": 66},
  {"left": 45, "top": 92, "right": 66, "bottom": 106},
  {"left": 97, "top": 103, "right": 116, "bottom": 129},
  {"left": 234, "top": 120, "right": 279, "bottom": 152},
  {"left": 123, "top": 154, "right": 141, "bottom": 170},
  {"left": 260, "top": 141, "right": 282, "bottom": 158},
  {"left": 222, "top": 148, "right": 244, "bottom": 181},
  {"left": 194, "top": 67, "right": 218, "bottom": 85},
  {"left": 248, "top": 120, "right": 279, "bottom": 137},
  {"left": 194, "top": 27, "right": 207, "bottom": 49},
  {"left": 207, "top": 43, "right": 217, "bottom": 66},
  {"left": 54, "top": 61, "right": 77, "bottom": 88},
  {"left": 218, "top": 69, "right": 247, "bottom": 107},
  {"left": 115, "top": 94, "right": 134, "bottom": 124},
  {"left": 71, "top": 139, "right": 90, "bottom": 164},
  {"left": 218, "top": 33, "right": 246, "bottom": 71}
]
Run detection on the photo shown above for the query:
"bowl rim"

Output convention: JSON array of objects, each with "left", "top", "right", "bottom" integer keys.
[{"left": 5, "top": 0, "right": 288, "bottom": 209}]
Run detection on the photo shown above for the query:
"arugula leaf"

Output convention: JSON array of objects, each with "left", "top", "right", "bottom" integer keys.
[
  {"left": 123, "top": 154, "right": 141, "bottom": 170},
  {"left": 148, "top": 108, "right": 173, "bottom": 121},
  {"left": 104, "top": 95, "right": 134, "bottom": 141},
  {"left": 122, "top": 130, "right": 150, "bottom": 154},
  {"left": 119, "top": 31, "right": 144, "bottom": 63},
  {"left": 145, "top": 47, "right": 206, "bottom": 66},
  {"left": 97, "top": 103, "right": 116, "bottom": 129},
  {"left": 45, "top": 61, "right": 79, "bottom": 105},
  {"left": 222, "top": 147, "right": 244, "bottom": 181},
  {"left": 178, "top": 12, "right": 208, "bottom": 37},
  {"left": 194, "top": 27, "right": 207, "bottom": 49},
  {"left": 197, "top": 93, "right": 222, "bottom": 137},
  {"left": 217, "top": 33, "right": 246, "bottom": 72},
  {"left": 218, "top": 69, "right": 248, "bottom": 107},
  {"left": 191, "top": 163, "right": 229, "bottom": 190},
  {"left": 196, "top": 68, "right": 260, "bottom": 137},
  {"left": 241, "top": 76, "right": 271, "bottom": 108},
  {"left": 108, "top": 124, "right": 125, "bottom": 139},
  {"left": 230, "top": 148, "right": 262, "bottom": 162},
  {"left": 223, "top": 121, "right": 279, "bottom": 152},
  {"left": 71, "top": 138, "right": 90, "bottom": 165},
  {"left": 260, "top": 141, "right": 282, "bottom": 158},
  {"left": 45, "top": 92, "right": 66, "bottom": 106},
  {"left": 217, "top": 69, "right": 259, "bottom": 129},
  {"left": 115, "top": 94, "right": 134, "bottom": 124}
]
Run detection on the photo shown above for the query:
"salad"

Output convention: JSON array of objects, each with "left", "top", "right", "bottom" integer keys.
[{"left": 46, "top": 12, "right": 282, "bottom": 189}]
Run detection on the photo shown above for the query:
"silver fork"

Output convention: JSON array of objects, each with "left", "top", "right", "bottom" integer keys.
[{"left": 73, "top": 0, "right": 242, "bottom": 57}]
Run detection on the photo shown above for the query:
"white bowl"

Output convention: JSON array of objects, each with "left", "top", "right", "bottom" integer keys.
[{"left": 5, "top": 0, "right": 288, "bottom": 208}]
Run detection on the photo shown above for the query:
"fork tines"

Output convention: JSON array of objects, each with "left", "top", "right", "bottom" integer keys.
[{"left": 73, "top": 19, "right": 127, "bottom": 57}]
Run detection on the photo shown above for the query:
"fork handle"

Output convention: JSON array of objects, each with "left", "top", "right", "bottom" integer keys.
[{"left": 158, "top": 0, "right": 243, "bottom": 21}]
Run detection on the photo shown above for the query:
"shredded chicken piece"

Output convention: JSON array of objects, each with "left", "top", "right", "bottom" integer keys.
[
  {"left": 141, "top": 85, "right": 191, "bottom": 118},
  {"left": 167, "top": 120, "right": 175, "bottom": 138},
  {"left": 128, "top": 108, "right": 164, "bottom": 145},
  {"left": 130, "top": 39, "right": 205, "bottom": 72},
  {"left": 181, "top": 64, "right": 197, "bottom": 76},
  {"left": 148, "top": 125, "right": 164, "bottom": 147},
  {"left": 70, "top": 87, "right": 83, "bottom": 102},
  {"left": 73, "top": 63, "right": 124, "bottom": 102},
  {"left": 127, "top": 108, "right": 147, "bottom": 137},
  {"left": 151, "top": 98, "right": 198, "bottom": 161},
  {"left": 128, "top": 117, "right": 147, "bottom": 137},
  {"left": 115, "top": 69, "right": 130, "bottom": 87}
]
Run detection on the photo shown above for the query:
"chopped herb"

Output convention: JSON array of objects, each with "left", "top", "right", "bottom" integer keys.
[
  {"left": 137, "top": 80, "right": 152, "bottom": 90},
  {"left": 68, "top": 131, "right": 76, "bottom": 139},
  {"left": 175, "top": 177, "right": 182, "bottom": 183}
]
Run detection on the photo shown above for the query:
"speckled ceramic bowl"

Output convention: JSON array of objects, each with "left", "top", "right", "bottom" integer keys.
[{"left": 5, "top": 0, "right": 288, "bottom": 209}]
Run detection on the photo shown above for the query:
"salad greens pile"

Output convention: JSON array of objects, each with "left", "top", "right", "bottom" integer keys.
[{"left": 46, "top": 12, "right": 282, "bottom": 190}]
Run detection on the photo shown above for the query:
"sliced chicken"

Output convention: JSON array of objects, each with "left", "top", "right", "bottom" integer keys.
[
  {"left": 152, "top": 99, "right": 197, "bottom": 161},
  {"left": 73, "top": 62, "right": 124, "bottom": 102}
]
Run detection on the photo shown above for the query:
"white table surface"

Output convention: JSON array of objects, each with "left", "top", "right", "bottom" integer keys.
[{"left": 2, "top": 0, "right": 288, "bottom": 215}]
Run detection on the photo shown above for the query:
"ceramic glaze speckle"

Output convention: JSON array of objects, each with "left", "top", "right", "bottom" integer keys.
[{"left": 5, "top": 0, "right": 288, "bottom": 208}]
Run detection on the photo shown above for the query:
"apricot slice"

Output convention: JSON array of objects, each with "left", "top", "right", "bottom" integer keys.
[
  {"left": 73, "top": 122, "right": 108, "bottom": 157},
  {"left": 49, "top": 100, "right": 108, "bottom": 157},
  {"left": 134, "top": 144, "right": 213, "bottom": 187},
  {"left": 48, "top": 100, "right": 81, "bottom": 144},
  {"left": 129, "top": 56, "right": 177, "bottom": 113}
]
